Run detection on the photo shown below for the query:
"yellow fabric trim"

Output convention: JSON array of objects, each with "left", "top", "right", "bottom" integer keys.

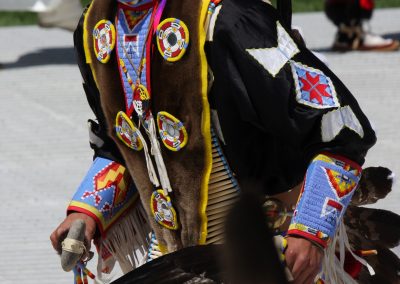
[
  {"left": 158, "top": 243, "right": 168, "bottom": 255},
  {"left": 198, "top": 0, "right": 212, "bottom": 245},
  {"left": 313, "top": 154, "right": 335, "bottom": 165},
  {"left": 93, "top": 20, "right": 116, "bottom": 64},
  {"left": 83, "top": 2, "right": 99, "bottom": 86}
]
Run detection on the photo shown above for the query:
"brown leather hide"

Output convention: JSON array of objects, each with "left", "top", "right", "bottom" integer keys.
[{"left": 85, "top": 0, "right": 206, "bottom": 252}]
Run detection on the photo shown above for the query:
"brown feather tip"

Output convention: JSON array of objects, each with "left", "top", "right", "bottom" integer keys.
[{"left": 345, "top": 206, "right": 400, "bottom": 249}]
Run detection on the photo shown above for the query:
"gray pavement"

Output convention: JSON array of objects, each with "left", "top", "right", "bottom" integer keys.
[{"left": 0, "top": 7, "right": 399, "bottom": 284}]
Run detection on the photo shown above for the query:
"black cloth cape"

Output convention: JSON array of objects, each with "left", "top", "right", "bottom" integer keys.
[{"left": 206, "top": 0, "right": 376, "bottom": 195}]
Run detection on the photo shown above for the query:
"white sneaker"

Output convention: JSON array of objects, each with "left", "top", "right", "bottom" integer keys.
[
  {"left": 359, "top": 32, "right": 400, "bottom": 51},
  {"left": 332, "top": 23, "right": 399, "bottom": 52}
]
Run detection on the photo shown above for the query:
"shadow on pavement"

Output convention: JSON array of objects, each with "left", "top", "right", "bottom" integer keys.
[
  {"left": 383, "top": 32, "right": 400, "bottom": 41},
  {"left": 1, "top": 47, "right": 75, "bottom": 69},
  {"left": 311, "top": 32, "right": 400, "bottom": 53}
]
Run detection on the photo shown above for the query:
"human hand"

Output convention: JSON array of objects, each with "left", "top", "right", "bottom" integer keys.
[
  {"left": 50, "top": 212, "right": 96, "bottom": 254},
  {"left": 285, "top": 236, "right": 323, "bottom": 284}
]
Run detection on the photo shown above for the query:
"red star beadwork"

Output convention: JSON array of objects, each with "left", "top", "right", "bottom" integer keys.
[{"left": 299, "top": 73, "right": 332, "bottom": 105}]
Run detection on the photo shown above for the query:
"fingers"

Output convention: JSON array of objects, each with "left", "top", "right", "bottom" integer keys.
[
  {"left": 285, "top": 237, "right": 323, "bottom": 284},
  {"left": 84, "top": 227, "right": 95, "bottom": 251},
  {"left": 290, "top": 253, "right": 312, "bottom": 283},
  {"left": 50, "top": 229, "right": 59, "bottom": 251},
  {"left": 294, "top": 263, "right": 319, "bottom": 284},
  {"left": 50, "top": 224, "right": 70, "bottom": 254},
  {"left": 50, "top": 213, "right": 97, "bottom": 254}
]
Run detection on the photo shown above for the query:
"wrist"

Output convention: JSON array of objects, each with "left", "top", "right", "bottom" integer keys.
[{"left": 286, "top": 233, "right": 325, "bottom": 251}]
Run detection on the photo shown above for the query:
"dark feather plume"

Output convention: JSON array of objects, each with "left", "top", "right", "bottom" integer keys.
[
  {"left": 345, "top": 205, "right": 400, "bottom": 249},
  {"left": 351, "top": 167, "right": 393, "bottom": 206}
]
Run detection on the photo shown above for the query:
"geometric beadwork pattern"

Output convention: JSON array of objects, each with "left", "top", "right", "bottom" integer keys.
[
  {"left": 325, "top": 168, "right": 358, "bottom": 199},
  {"left": 69, "top": 157, "right": 138, "bottom": 235},
  {"left": 290, "top": 61, "right": 340, "bottom": 109},
  {"left": 81, "top": 161, "right": 131, "bottom": 215}
]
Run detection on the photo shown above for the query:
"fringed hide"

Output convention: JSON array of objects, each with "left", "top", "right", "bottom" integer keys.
[{"left": 83, "top": 0, "right": 211, "bottom": 253}]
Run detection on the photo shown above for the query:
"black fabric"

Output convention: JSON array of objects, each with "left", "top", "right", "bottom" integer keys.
[
  {"left": 325, "top": 0, "right": 373, "bottom": 26},
  {"left": 73, "top": 7, "right": 125, "bottom": 165},
  {"left": 111, "top": 245, "right": 224, "bottom": 284},
  {"left": 277, "top": 0, "right": 292, "bottom": 29},
  {"left": 207, "top": 0, "right": 376, "bottom": 195}
]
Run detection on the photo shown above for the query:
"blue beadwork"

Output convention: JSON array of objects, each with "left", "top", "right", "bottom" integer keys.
[
  {"left": 289, "top": 155, "right": 360, "bottom": 242},
  {"left": 116, "top": 7, "right": 153, "bottom": 113},
  {"left": 71, "top": 157, "right": 137, "bottom": 221}
]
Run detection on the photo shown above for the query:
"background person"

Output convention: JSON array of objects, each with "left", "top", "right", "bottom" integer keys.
[{"left": 325, "top": 0, "right": 399, "bottom": 51}]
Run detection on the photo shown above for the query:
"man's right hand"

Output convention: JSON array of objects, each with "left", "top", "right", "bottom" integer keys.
[{"left": 50, "top": 212, "right": 97, "bottom": 254}]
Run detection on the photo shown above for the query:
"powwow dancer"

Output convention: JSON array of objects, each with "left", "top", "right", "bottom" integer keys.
[
  {"left": 50, "top": 0, "right": 400, "bottom": 283},
  {"left": 325, "top": 0, "right": 400, "bottom": 51}
]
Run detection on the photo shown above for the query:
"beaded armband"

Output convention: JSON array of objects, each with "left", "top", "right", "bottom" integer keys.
[
  {"left": 288, "top": 154, "right": 361, "bottom": 248},
  {"left": 67, "top": 157, "right": 138, "bottom": 237}
]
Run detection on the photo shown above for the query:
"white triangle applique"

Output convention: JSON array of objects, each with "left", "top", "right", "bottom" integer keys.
[
  {"left": 246, "top": 21, "right": 299, "bottom": 77},
  {"left": 321, "top": 105, "right": 364, "bottom": 142}
]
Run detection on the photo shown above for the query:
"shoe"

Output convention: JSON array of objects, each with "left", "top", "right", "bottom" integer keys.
[
  {"left": 358, "top": 33, "right": 400, "bottom": 51},
  {"left": 332, "top": 23, "right": 399, "bottom": 52}
]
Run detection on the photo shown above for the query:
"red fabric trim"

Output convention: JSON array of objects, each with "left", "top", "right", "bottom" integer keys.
[
  {"left": 68, "top": 198, "right": 138, "bottom": 239},
  {"left": 287, "top": 229, "right": 328, "bottom": 248},
  {"left": 145, "top": 4, "right": 156, "bottom": 96},
  {"left": 327, "top": 199, "right": 343, "bottom": 211},
  {"left": 145, "top": 0, "right": 162, "bottom": 97},
  {"left": 320, "top": 152, "right": 362, "bottom": 171},
  {"left": 342, "top": 251, "right": 363, "bottom": 279}
]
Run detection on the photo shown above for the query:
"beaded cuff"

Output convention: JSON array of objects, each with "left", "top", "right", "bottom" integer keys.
[
  {"left": 288, "top": 154, "right": 361, "bottom": 248},
  {"left": 67, "top": 157, "right": 138, "bottom": 237}
]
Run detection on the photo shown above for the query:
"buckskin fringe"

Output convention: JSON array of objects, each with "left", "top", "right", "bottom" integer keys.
[
  {"left": 101, "top": 204, "right": 152, "bottom": 275},
  {"left": 322, "top": 222, "right": 374, "bottom": 284}
]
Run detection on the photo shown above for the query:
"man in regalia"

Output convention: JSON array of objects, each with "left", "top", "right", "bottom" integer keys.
[{"left": 50, "top": 0, "right": 399, "bottom": 283}]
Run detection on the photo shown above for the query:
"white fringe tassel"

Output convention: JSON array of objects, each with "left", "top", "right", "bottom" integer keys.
[
  {"left": 136, "top": 128, "right": 160, "bottom": 188},
  {"left": 98, "top": 203, "right": 152, "bottom": 279},
  {"left": 322, "top": 221, "right": 375, "bottom": 283},
  {"left": 147, "top": 116, "right": 172, "bottom": 195}
]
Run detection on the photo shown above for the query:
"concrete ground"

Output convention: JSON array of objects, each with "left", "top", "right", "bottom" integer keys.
[{"left": 0, "top": 7, "right": 399, "bottom": 284}]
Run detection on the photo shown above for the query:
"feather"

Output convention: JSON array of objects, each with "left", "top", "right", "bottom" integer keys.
[
  {"left": 357, "top": 246, "right": 400, "bottom": 284},
  {"left": 344, "top": 205, "right": 400, "bottom": 283},
  {"left": 351, "top": 167, "right": 393, "bottom": 206},
  {"left": 344, "top": 205, "right": 400, "bottom": 249}
]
